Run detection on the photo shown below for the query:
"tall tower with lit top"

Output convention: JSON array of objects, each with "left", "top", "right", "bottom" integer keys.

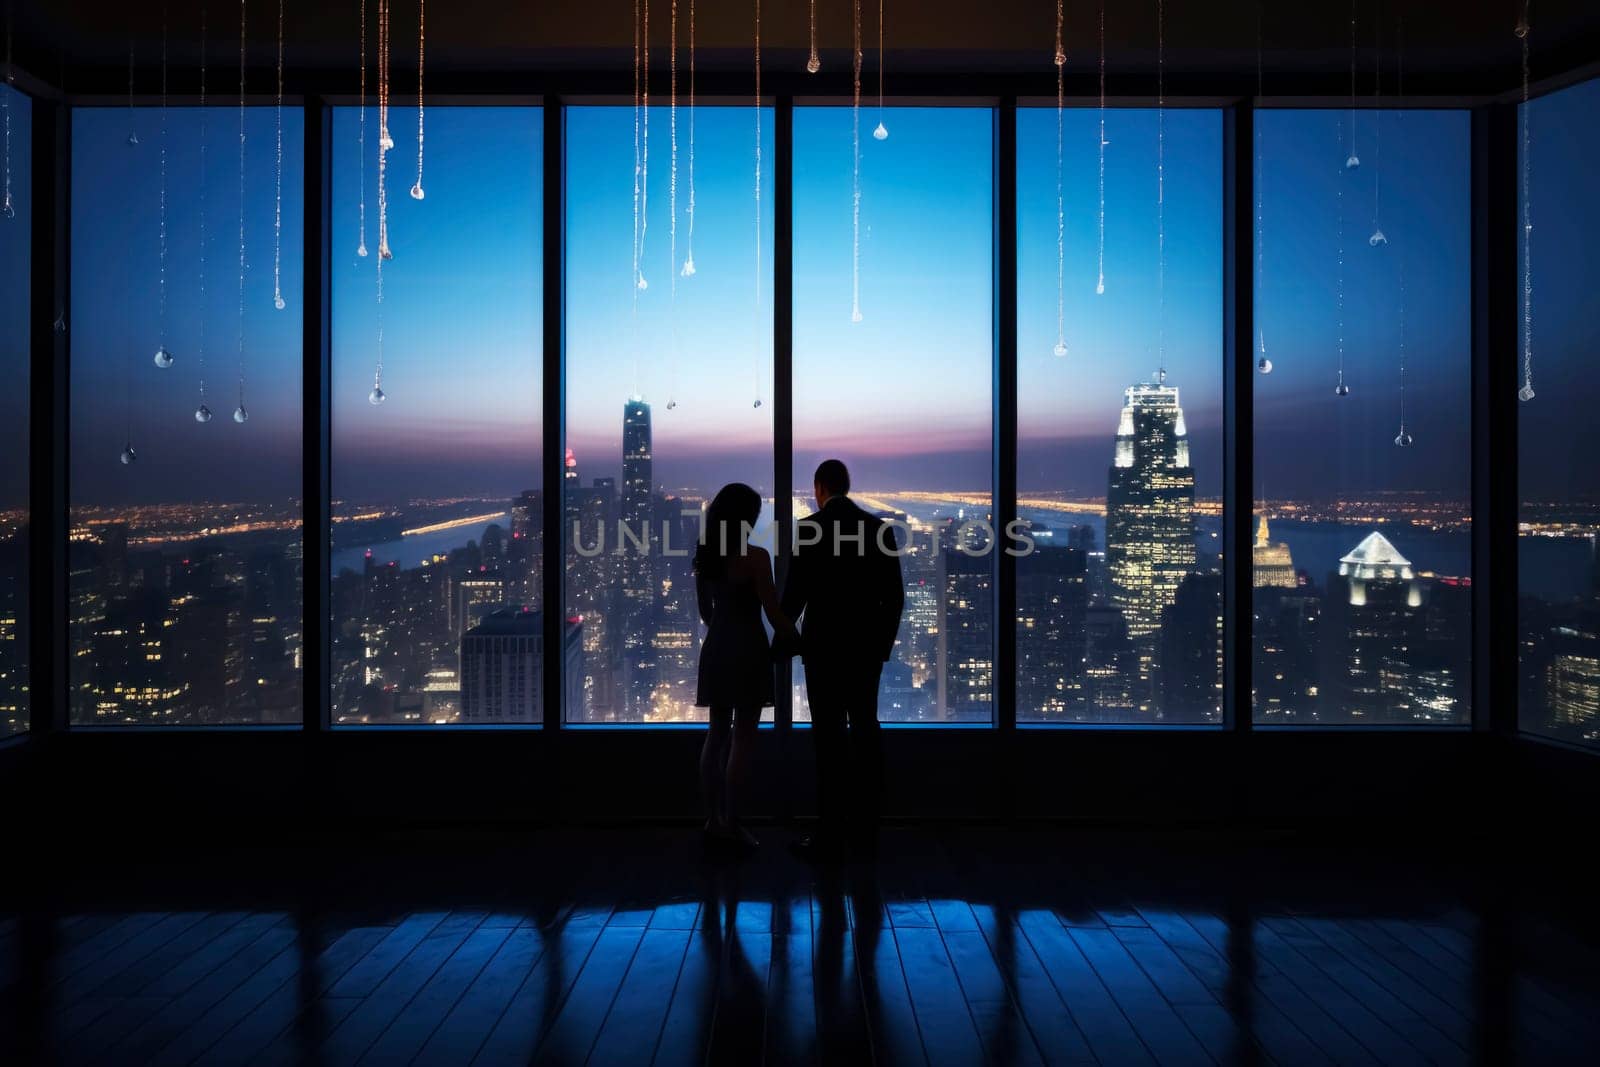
[{"left": 1106, "top": 369, "right": 1197, "bottom": 642}]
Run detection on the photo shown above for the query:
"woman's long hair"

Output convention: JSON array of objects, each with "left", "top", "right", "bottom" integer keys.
[{"left": 693, "top": 483, "right": 763, "bottom": 579}]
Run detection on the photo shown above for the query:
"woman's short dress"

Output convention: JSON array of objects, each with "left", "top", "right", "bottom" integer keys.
[{"left": 695, "top": 574, "right": 775, "bottom": 709}]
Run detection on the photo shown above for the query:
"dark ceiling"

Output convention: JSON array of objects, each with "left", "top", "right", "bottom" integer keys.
[{"left": 7, "top": 0, "right": 1599, "bottom": 98}]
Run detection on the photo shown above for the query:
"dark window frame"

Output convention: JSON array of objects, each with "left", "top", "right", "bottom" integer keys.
[{"left": 6, "top": 69, "right": 1585, "bottom": 755}]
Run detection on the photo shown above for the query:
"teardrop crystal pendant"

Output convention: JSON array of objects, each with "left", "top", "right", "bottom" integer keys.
[
  {"left": 357, "top": 241, "right": 369, "bottom": 258},
  {"left": 1345, "top": 154, "right": 1360, "bottom": 169},
  {"left": 1368, "top": 229, "right": 1388, "bottom": 247},
  {"left": 127, "top": 130, "right": 140, "bottom": 147},
  {"left": 233, "top": 405, "right": 249, "bottom": 424},
  {"left": 1, "top": 194, "right": 14, "bottom": 219},
  {"left": 752, "top": 398, "right": 762, "bottom": 409},
  {"left": 194, "top": 404, "right": 213, "bottom": 423},
  {"left": 1335, "top": 382, "right": 1351, "bottom": 396},
  {"left": 1515, "top": 19, "right": 1530, "bottom": 39},
  {"left": 1054, "top": 48, "right": 1067, "bottom": 67},
  {"left": 680, "top": 257, "right": 696, "bottom": 278},
  {"left": 806, "top": 54, "right": 821, "bottom": 74},
  {"left": 872, "top": 122, "right": 888, "bottom": 141},
  {"left": 369, "top": 385, "right": 386, "bottom": 405},
  {"left": 1518, "top": 383, "right": 1536, "bottom": 402},
  {"left": 274, "top": 295, "right": 287, "bottom": 310},
  {"left": 666, "top": 399, "right": 678, "bottom": 410},
  {"left": 1394, "top": 428, "right": 1414, "bottom": 447},
  {"left": 1258, "top": 357, "right": 1273, "bottom": 374},
  {"left": 1095, "top": 280, "right": 1105, "bottom": 295},
  {"left": 153, "top": 346, "right": 175, "bottom": 369},
  {"left": 851, "top": 309, "right": 863, "bottom": 324},
  {"left": 410, "top": 182, "right": 425, "bottom": 201},
  {"left": 1052, "top": 342, "right": 1068, "bottom": 358},
  {"left": 119, "top": 445, "right": 137, "bottom": 465},
  {"left": 379, "top": 127, "right": 394, "bottom": 151},
  {"left": 53, "top": 313, "right": 66, "bottom": 333},
  {"left": 379, "top": 239, "right": 393, "bottom": 260},
  {"left": 637, "top": 275, "right": 649, "bottom": 291}
]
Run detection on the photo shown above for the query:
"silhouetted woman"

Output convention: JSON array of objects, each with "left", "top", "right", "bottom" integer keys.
[{"left": 694, "top": 482, "right": 798, "bottom": 850}]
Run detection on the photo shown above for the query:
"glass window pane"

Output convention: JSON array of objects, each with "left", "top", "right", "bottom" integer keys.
[
  {"left": 564, "top": 105, "right": 774, "bottom": 724},
  {"left": 792, "top": 106, "right": 993, "bottom": 724},
  {"left": 1017, "top": 107, "right": 1224, "bottom": 724},
  {"left": 330, "top": 107, "right": 543, "bottom": 726},
  {"left": 0, "top": 84, "right": 29, "bottom": 738},
  {"left": 69, "top": 107, "right": 304, "bottom": 725},
  {"left": 1253, "top": 109, "right": 1471, "bottom": 725},
  {"left": 1519, "top": 79, "right": 1600, "bottom": 749}
]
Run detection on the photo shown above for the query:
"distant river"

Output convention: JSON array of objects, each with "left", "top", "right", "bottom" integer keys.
[
  {"left": 327, "top": 502, "right": 1593, "bottom": 604},
  {"left": 330, "top": 514, "right": 510, "bottom": 575},
  {"left": 1257, "top": 521, "right": 1585, "bottom": 601}
]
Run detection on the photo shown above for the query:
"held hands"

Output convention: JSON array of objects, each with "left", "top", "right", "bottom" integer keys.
[{"left": 771, "top": 625, "right": 804, "bottom": 661}]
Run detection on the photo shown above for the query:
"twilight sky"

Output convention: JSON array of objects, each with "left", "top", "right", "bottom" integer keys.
[
  {"left": 1518, "top": 78, "right": 1600, "bottom": 504},
  {"left": 331, "top": 106, "right": 544, "bottom": 505},
  {"left": 67, "top": 106, "right": 304, "bottom": 508},
  {"left": 1018, "top": 106, "right": 1222, "bottom": 498},
  {"left": 22, "top": 86, "right": 1597, "bottom": 510},
  {"left": 1251, "top": 107, "right": 1472, "bottom": 505},
  {"left": 565, "top": 105, "right": 774, "bottom": 500},
  {"left": 0, "top": 85, "right": 29, "bottom": 510}
]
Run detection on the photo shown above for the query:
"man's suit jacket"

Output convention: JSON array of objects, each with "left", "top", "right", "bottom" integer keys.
[{"left": 781, "top": 496, "right": 905, "bottom": 665}]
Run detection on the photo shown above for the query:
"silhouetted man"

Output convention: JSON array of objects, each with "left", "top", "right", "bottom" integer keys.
[{"left": 782, "top": 459, "right": 904, "bottom": 859}]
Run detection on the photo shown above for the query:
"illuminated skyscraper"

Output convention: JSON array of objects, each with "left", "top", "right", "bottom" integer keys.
[
  {"left": 0, "top": 533, "right": 25, "bottom": 737},
  {"left": 1016, "top": 544, "right": 1088, "bottom": 719},
  {"left": 1160, "top": 571, "right": 1224, "bottom": 720},
  {"left": 1545, "top": 613, "right": 1600, "bottom": 732},
  {"left": 455, "top": 573, "right": 507, "bottom": 639},
  {"left": 1253, "top": 582, "right": 1323, "bottom": 721},
  {"left": 459, "top": 608, "right": 584, "bottom": 723},
  {"left": 1334, "top": 531, "right": 1423, "bottom": 720},
  {"left": 938, "top": 546, "right": 993, "bottom": 721},
  {"left": 1252, "top": 516, "right": 1298, "bottom": 589},
  {"left": 508, "top": 489, "right": 544, "bottom": 609},
  {"left": 620, "top": 398, "right": 654, "bottom": 716},
  {"left": 1106, "top": 370, "right": 1197, "bottom": 643},
  {"left": 622, "top": 399, "right": 653, "bottom": 534},
  {"left": 90, "top": 589, "right": 186, "bottom": 723}
]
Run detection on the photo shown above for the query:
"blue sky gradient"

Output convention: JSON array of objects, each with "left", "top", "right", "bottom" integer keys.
[
  {"left": 1019, "top": 106, "right": 1222, "bottom": 498},
  {"left": 332, "top": 106, "right": 543, "bottom": 503},
  {"left": 69, "top": 106, "right": 304, "bottom": 507},
  {"left": 794, "top": 106, "right": 994, "bottom": 492},
  {"left": 566, "top": 105, "right": 773, "bottom": 496},
  {"left": 1253, "top": 108, "right": 1471, "bottom": 504},
  {"left": 1518, "top": 78, "right": 1600, "bottom": 503},
  {"left": 0, "top": 84, "right": 30, "bottom": 508},
  {"left": 27, "top": 89, "right": 1598, "bottom": 509}
]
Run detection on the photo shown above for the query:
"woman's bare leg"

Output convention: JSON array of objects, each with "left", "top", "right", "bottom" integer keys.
[
  {"left": 701, "top": 706, "right": 733, "bottom": 831},
  {"left": 723, "top": 706, "right": 762, "bottom": 844}
]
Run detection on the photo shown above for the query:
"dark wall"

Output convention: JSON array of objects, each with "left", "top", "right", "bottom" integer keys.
[{"left": 0, "top": 724, "right": 1543, "bottom": 837}]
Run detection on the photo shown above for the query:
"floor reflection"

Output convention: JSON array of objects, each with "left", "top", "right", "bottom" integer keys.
[{"left": 3, "top": 827, "right": 1598, "bottom": 1064}]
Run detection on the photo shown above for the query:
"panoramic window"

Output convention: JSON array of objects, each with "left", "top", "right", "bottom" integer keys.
[
  {"left": 792, "top": 106, "right": 993, "bottom": 723},
  {"left": 68, "top": 106, "right": 304, "bottom": 725},
  {"left": 1519, "top": 79, "right": 1600, "bottom": 749},
  {"left": 564, "top": 105, "right": 773, "bottom": 724},
  {"left": 0, "top": 83, "right": 29, "bottom": 738},
  {"left": 1252, "top": 109, "right": 1471, "bottom": 725},
  {"left": 330, "top": 107, "right": 543, "bottom": 725},
  {"left": 1017, "top": 106, "right": 1224, "bottom": 724}
]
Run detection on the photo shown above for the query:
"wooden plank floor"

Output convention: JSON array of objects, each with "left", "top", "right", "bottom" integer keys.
[{"left": 3, "top": 825, "right": 1598, "bottom": 1065}]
